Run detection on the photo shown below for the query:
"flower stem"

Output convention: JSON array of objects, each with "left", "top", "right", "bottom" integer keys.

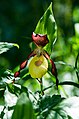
[
  {"left": 75, "top": 52, "right": 79, "bottom": 82},
  {"left": 36, "top": 78, "right": 44, "bottom": 95},
  {"left": 40, "top": 78, "right": 44, "bottom": 95}
]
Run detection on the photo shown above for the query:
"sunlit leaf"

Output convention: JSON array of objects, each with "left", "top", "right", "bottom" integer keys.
[
  {"left": 34, "top": 2, "right": 57, "bottom": 54},
  {"left": 35, "top": 95, "right": 79, "bottom": 119},
  {"left": 54, "top": 96, "right": 79, "bottom": 119},
  {"left": 0, "top": 42, "right": 19, "bottom": 54},
  {"left": 0, "top": 70, "right": 14, "bottom": 84},
  {"left": 4, "top": 87, "right": 18, "bottom": 107},
  {"left": 35, "top": 95, "right": 64, "bottom": 118},
  {"left": 7, "top": 83, "right": 28, "bottom": 97},
  {"left": 75, "top": 23, "right": 79, "bottom": 37},
  {"left": 0, "top": 106, "right": 5, "bottom": 119},
  {"left": 11, "top": 92, "right": 36, "bottom": 119}
]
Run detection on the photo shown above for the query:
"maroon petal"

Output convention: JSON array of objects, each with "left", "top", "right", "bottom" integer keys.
[
  {"left": 14, "top": 71, "right": 20, "bottom": 78},
  {"left": 14, "top": 51, "right": 36, "bottom": 78},
  {"left": 44, "top": 51, "right": 50, "bottom": 60},
  {"left": 44, "top": 52, "right": 59, "bottom": 88},
  {"left": 20, "top": 60, "right": 27, "bottom": 70},
  {"left": 50, "top": 59, "right": 59, "bottom": 88},
  {"left": 50, "top": 59, "right": 57, "bottom": 77},
  {"left": 27, "top": 50, "right": 36, "bottom": 59},
  {"left": 32, "top": 32, "right": 49, "bottom": 47}
]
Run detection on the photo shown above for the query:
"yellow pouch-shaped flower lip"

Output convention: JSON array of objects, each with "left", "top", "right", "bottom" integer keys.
[{"left": 29, "top": 55, "right": 48, "bottom": 78}]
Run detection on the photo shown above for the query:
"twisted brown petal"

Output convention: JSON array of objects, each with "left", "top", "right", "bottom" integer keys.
[
  {"left": 14, "top": 71, "right": 20, "bottom": 78},
  {"left": 44, "top": 52, "right": 59, "bottom": 88},
  {"left": 20, "top": 60, "right": 27, "bottom": 70},
  {"left": 14, "top": 51, "right": 36, "bottom": 78}
]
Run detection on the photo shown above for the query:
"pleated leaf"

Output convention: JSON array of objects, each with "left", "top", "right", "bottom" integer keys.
[{"left": 35, "top": 2, "right": 57, "bottom": 54}]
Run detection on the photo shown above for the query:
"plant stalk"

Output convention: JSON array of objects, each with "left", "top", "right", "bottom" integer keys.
[
  {"left": 75, "top": 52, "right": 79, "bottom": 82},
  {"left": 40, "top": 78, "right": 44, "bottom": 95}
]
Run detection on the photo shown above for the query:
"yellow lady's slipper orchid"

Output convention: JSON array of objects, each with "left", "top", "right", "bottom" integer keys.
[
  {"left": 29, "top": 55, "right": 48, "bottom": 78},
  {"left": 14, "top": 32, "right": 58, "bottom": 88}
]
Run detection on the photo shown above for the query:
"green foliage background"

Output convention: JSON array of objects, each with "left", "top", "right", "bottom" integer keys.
[
  {"left": 0, "top": 0, "right": 79, "bottom": 119},
  {"left": 0, "top": 0, "right": 79, "bottom": 68}
]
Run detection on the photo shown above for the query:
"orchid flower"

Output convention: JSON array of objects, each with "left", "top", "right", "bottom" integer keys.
[{"left": 14, "top": 32, "right": 59, "bottom": 88}]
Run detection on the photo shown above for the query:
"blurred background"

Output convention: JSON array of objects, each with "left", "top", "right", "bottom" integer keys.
[
  {"left": 0, "top": 0, "right": 79, "bottom": 99},
  {"left": 0, "top": 0, "right": 79, "bottom": 71},
  {"left": 0, "top": 1, "right": 79, "bottom": 118}
]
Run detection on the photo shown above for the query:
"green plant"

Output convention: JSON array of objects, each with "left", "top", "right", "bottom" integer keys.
[{"left": 0, "top": 2, "right": 79, "bottom": 119}]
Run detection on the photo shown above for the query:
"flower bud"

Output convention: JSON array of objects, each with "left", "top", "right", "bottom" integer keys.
[{"left": 29, "top": 55, "right": 48, "bottom": 78}]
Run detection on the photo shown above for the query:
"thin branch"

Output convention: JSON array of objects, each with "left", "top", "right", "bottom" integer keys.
[
  {"left": 40, "top": 78, "right": 44, "bottom": 95},
  {"left": 59, "top": 81, "right": 79, "bottom": 88},
  {"left": 43, "top": 84, "right": 55, "bottom": 92},
  {"left": 28, "top": 89, "right": 38, "bottom": 101},
  {"left": 75, "top": 52, "right": 79, "bottom": 82},
  {"left": 36, "top": 78, "right": 44, "bottom": 95},
  {"left": 41, "top": 81, "right": 79, "bottom": 93}
]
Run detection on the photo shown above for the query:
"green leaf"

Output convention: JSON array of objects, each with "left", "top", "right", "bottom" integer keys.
[
  {"left": 35, "top": 95, "right": 63, "bottom": 118},
  {"left": 35, "top": 95, "right": 79, "bottom": 119},
  {"left": 7, "top": 83, "right": 28, "bottom": 97},
  {"left": 0, "top": 88, "right": 5, "bottom": 105},
  {"left": 0, "top": 106, "right": 5, "bottom": 119},
  {"left": 0, "top": 97, "right": 5, "bottom": 105},
  {"left": 0, "top": 42, "right": 19, "bottom": 54},
  {"left": 34, "top": 2, "right": 57, "bottom": 54},
  {"left": 54, "top": 96, "right": 79, "bottom": 119},
  {"left": 0, "top": 70, "right": 14, "bottom": 85},
  {"left": 55, "top": 61, "right": 74, "bottom": 68},
  {"left": 11, "top": 92, "right": 36, "bottom": 119},
  {"left": 75, "top": 23, "right": 79, "bottom": 37}
]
